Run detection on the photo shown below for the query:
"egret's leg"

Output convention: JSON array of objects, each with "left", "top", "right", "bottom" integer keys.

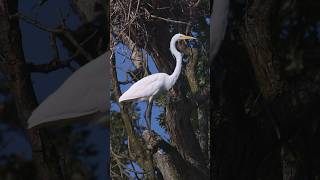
[
  {"left": 147, "top": 100, "right": 153, "bottom": 130},
  {"left": 144, "top": 98, "right": 153, "bottom": 131}
]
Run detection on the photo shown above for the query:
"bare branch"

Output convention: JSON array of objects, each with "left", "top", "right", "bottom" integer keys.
[
  {"left": 12, "top": 13, "right": 93, "bottom": 61},
  {"left": 27, "top": 59, "right": 73, "bottom": 74},
  {"left": 10, "top": 13, "right": 63, "bottom": 33},
  {"left": 150, "top": 14, "right": 190, "bottom": 25}
]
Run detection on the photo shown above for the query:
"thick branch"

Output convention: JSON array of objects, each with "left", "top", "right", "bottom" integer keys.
[
  {"left": 142, "top": 130, "right": 191, "bottom": 180},
  {"left": 27, "top": 59, "right": 72, "bottom": 73},
  {"left": 240, "top": 0, "right": 284, "bottom": 100}
]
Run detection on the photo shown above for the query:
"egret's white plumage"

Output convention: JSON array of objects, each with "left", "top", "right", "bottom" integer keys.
[
  {"left": 119, "top": 73, "right": 169, "bottom": 102},
  {"left": 118, "top": 33, "right": 196, "bottom": 129},
  {"left": 28, "top": 51, "right": 110, "bottom": 129}
]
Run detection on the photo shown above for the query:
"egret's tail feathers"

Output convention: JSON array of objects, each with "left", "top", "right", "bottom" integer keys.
[
  {"left": 118, "top": 93, "right": 134, "bottom": 103},
  {"left": 118, "top": 95, "right": 125, "bottom": 103},
  {"left": 118, "top": 95, "right": 146, "bottom": 103}
]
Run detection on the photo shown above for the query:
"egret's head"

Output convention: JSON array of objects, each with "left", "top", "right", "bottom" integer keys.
[
  {"left": 174, "top": 33, "right": 197, "bottom": 41},
  {"left": 170, "top": 33, "right": 197, "bottom": 53}
]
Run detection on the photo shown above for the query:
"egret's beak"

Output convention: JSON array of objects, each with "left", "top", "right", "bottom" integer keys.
[{"left": 180, "top": 35, "right": 197, "bottom": 40}]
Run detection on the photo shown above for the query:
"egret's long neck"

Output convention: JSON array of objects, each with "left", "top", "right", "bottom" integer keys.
[{"left": 168, "top": 38, "right": 182, "bottom": 88}]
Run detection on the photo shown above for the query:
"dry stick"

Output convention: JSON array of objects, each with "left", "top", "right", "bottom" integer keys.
[
  {"left": 50, "top": 33, "right": 60, "bottom": 60},
  {"left": 62, "top": 31, "right": 92, "bottom": 61},
  {"left": 10, "top": 13, "right": 62, "bottom": 33},
  {"left": 111, "top": 149, "right": 129, "bottom": 177},
  {"left": 150, "top": 14, "right": 190, "bottom": 25},
  {"left": 134, "top": 0, "right": 141, "bottom": 18},
  {"left": 80, "top": 30, "right": 99, "bottom": 46},
  {"left": 127, "top": 0, "right": 132, "bottom": 22},
  {"left": 112, "top": 152, "right": 130, "bottom": 178},
  {"left": 119, "top": 80, "right": 133, "bottom": 85},
  {"left": 27, "top": 59, "right": 72, "bottom": 73},
  {"left": 192, "top": 0, "right": 201, "bottom": 8},
  {"left": 127, "top": 0, "right": 141, "bottom": 41},
  {"left": 116, "top": 0, "right": 127, "bottom": 19},
  {"left": 70, "top": 30, "right": 99, "bottom": 60},
  {"left": 110, "top": 171, "right": 122, "bottom": 179},
  {"left": 129, "top": 160, "right": 142, "bottom": 180},
  {"left": 114, "top": 15, "right": 138, "bottom": 41},
  {"left": 111, "top": 147, "right": 134, "bottom": 161}
]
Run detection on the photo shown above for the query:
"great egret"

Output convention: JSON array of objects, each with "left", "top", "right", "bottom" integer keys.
[
  {"left": 118, "top": 33, "right": 196, "bottom": 130},
  {"left": 28, "top": 51, "right": 110, "bottom": 129}
]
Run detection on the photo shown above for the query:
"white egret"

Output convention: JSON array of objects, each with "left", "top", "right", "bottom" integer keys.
[
  {"left": 118, "top": 33, "right": 196, "bottom": 130},
  {"left": 28, "top": 51, "right": 110, "bottom": 129}
]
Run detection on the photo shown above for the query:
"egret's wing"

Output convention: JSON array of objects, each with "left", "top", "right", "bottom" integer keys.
[
  {"left": 119, "top": 73, "right": 167, "bottom": 102},
  {"left": 28, "top": 51, "right": 111, "bottom": 129}
]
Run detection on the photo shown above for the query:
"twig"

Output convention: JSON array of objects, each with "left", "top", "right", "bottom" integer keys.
[
  {"left": 150, "top": 14, "right": 190, "bottom": 25},
  {"left": 119, "top": 80, "right": 133, "bottom": 85},
  {"left": 27, "top": 59, "right": 72, "bottom": 73},
  {"left": 111, "top": 148, "right": 130, "bottom": 178},
  {"left": 10, "top": 13, "right": 62, "bottom": 33},
  {"left": 129, "top": 160, "right": 142, "bottom": 179},
  {"left": 63, "top": 31, "right": 92, "bottom": 61},
  {"left": 50, "top": 33, "right": 60, "bottom": 60}
]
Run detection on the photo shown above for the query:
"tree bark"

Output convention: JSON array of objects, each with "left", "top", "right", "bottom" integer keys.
[
  {"left": 240, "top": 0, "right": 284, "bottom": 101},
  {"left": 142, "top": 131, "right": 184, "bottom": 180},
  {"left": 142, "top": 129, "right": 207, "bottom": 180},
  {"left": 240, "top": 1, "right": 298, "bottom": 179}
]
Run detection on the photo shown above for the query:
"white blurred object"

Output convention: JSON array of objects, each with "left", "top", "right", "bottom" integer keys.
[
  {"left": 210, "top": 0, "right": 230, "bottom": 63},
  {"left": 27, "top": 51, "right": 110, "bottom": 129}
]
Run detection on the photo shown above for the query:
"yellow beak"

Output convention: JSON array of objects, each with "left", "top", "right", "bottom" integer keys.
[{"left": 180, "top": 35, "right": 197, "bottom": 40}]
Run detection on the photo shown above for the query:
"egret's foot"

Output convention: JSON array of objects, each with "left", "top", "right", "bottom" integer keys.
[
  {"left": 142, "top": 129, "right": 152, "bottom": 144},
  {"left": 142, "top": 129, "right": 151, "bottom": 135},
  {"left": 157, "top": 149, "right": 165, "bottom": 155},
  {"left": 142, "top": 128, "right": 155, "bottom": 135}
]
